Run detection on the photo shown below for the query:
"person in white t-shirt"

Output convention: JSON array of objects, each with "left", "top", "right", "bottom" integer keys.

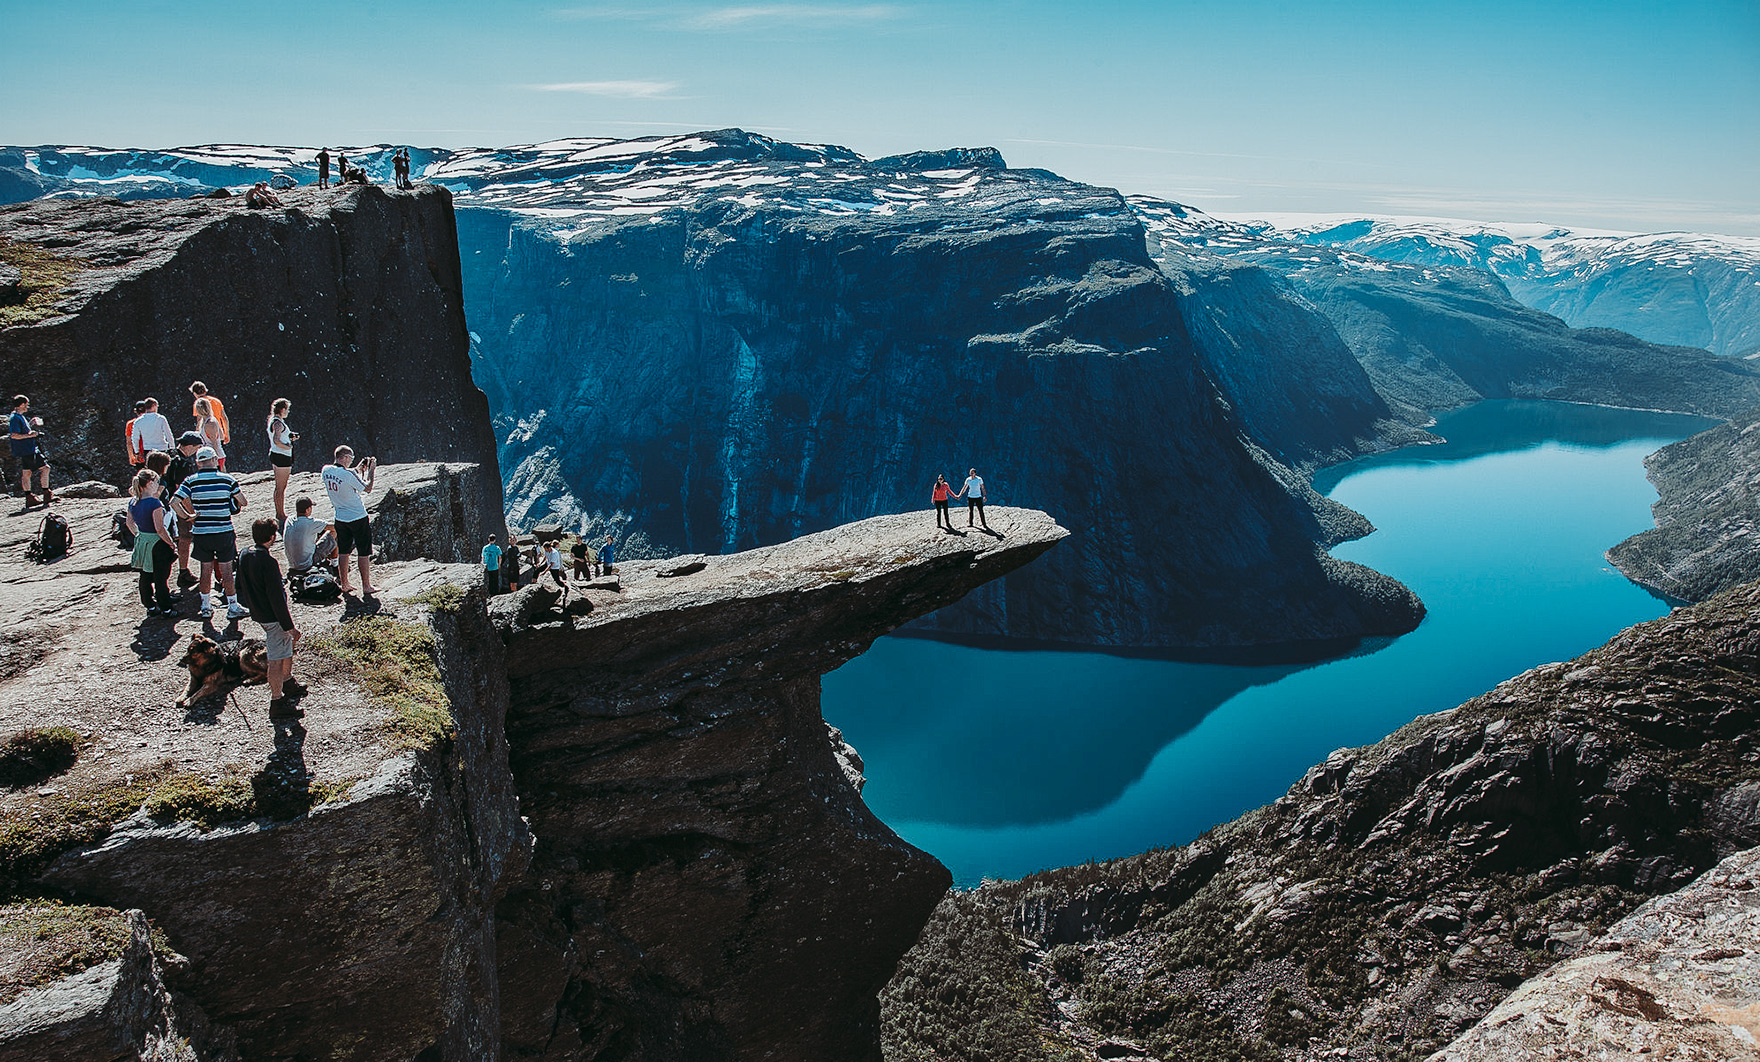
[
  {"left": 543, "top": 541, "right": 567, "bottom": 594},
  {"left": 322, "top": 445, "right": 377, "bottom": 596},
  {"left": 957, "top": 468, "right": 990, "bottom": 530},
  {"left": 130, "top": 398, "right": 177, "bottom": 457}
]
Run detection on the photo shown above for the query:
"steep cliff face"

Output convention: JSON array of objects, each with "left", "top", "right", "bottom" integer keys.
[
  {"left": 1607, "top": 406, "right": 1760, "bottom": 604},
  {"left": 0, "top": 185, "right": 505, "bottom": 536},
  {"left": 884, "top": 578, "right": 1760, "bottom": 1062},
  {"left": 1135, "top": 199, "right": 1434, "bottom": 473},
  {"left": 489, "top": 508, "right": 1066, "bottom": 1060},
  {"left": 0, "top": 135, "right": 1432, "bottom": 654},
  {"left": 452, "top": 135, "right": 1419, "bottom": 653}
]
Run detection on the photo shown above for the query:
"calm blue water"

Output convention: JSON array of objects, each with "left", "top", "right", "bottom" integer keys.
[{"left": 821, "top": 401, "right": 1717, "bottom": 885}]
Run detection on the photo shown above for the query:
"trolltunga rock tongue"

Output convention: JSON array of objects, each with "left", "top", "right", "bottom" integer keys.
[{"left": 486, "top": 507, "right": 1066, "bottom": 1061}]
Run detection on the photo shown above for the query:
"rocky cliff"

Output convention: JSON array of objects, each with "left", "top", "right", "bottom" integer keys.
[
  {"left": 1431, "top": 844, "right": 1760, "bottom": 1062},
  {"left": 882, "top": 578, "right": 1760, "bottom": 1062},
  {"left": 1, "top": 455, "right": 1069, "bottom": 1059},
  {"left": 1, "top": 467, "right": 529, "bottom": 1061},
  {"left": 1607, "top": 406, "right": 1760, "bottom": 604},
  {"left": 489, "top": 507, "right": 1065, "bottom": 1060},
  {"left": 0, "top": 133, "right": 1427, "bottom": 656},
  {"left": 0, "top": 184, "right": 505, "bottom": 535},
  {"left": 447, "top": 132, "right": 1422, "bottom": 654}
]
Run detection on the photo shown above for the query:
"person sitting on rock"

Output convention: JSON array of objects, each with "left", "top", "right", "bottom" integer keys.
[
  {"left": 245, "top": 181, "right": 282, "bottom": 209},
  {"left": 283, "top": 497, "right": 335, "bottom": 573}
]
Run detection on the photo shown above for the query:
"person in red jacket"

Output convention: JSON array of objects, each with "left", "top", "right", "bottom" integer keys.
[{"left": 931, "top": 473, "right": 961, "bottom": 533}]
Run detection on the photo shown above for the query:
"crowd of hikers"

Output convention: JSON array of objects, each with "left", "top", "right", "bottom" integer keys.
[{"left": 12, "top": 375, "right": 1002, "bottom": 719}]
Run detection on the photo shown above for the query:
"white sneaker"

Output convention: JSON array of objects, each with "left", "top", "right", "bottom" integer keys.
[
  {"left": 198, "top": 604, "right": 213, "bottom": 619},
  {"left": 226, "top": 602, "right": 250, "bottom": 619}
]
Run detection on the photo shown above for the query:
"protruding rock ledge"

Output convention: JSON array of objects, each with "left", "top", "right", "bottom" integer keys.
[{"left": 487, "top": 507, "right": 1067, "bottom": 1061}]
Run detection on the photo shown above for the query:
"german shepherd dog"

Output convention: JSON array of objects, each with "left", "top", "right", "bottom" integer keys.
[{"left": 176, "top": 633, "right": 269, "bottom": 709}]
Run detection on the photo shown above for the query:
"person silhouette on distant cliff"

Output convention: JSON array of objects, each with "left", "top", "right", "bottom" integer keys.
[
  {"left": 316, "top": 147, "right": 331, "bottom": 189},
  {"left": 393, "top": 149, "right": 412, "bottom": 190},
  {"left": 958, "top": 468, "right": 989, "bottom": 530},
  {"left": 337, "top": 152, "right": 349, "bottom": 184}
]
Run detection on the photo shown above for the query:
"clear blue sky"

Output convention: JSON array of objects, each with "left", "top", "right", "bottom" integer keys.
[{"left": 3, "top": 0, "right": 1756, "bottom": 233}]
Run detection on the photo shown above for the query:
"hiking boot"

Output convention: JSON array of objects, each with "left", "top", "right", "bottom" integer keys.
[
  {"left": 40, "top": 489, "right": 54, "bottom": 504},
  {"left": 22, "top": 492, "right": 39, "bottom": 508},
  {"left": 198, "top": 602, "right": 213, "bottom": 619},
  {"left": 283, "top": 678, "right": 309, "bottom": 697},
  {"left": 177, "top": 569, "right": 198, "bottom": 589},
  {"left": 267, "top": 698, "right": 303, "bottom": 719}
]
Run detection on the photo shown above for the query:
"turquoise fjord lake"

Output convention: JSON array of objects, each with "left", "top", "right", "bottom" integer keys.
[{"left": 821, "top": 400, "right": 1718, "bottom": 887}]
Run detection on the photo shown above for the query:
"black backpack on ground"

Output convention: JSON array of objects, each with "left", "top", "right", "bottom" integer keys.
[
  {"left": 27, "top": 512, "right": 71, "bottom": 562},
  {"left": 288, "top": 567, "right": 343, "bottom": 603},
  {"left": 111, "top": 508, "right": 135, "bottom": 549}
]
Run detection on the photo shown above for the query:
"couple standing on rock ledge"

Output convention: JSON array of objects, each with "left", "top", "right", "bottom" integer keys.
[{"left": 932, "top": 468, "right": 1000, "bottom": 536}]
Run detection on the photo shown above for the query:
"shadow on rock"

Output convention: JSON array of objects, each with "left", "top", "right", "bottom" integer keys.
[
  {"left": 341, "top": 595, "right": 383, "bottom": 619},
  {"left": 130, "top": 616, "right": 181, "bottom": 662},
  {"left": 250, "top": 721, "right": 312, "bottom": 820}
]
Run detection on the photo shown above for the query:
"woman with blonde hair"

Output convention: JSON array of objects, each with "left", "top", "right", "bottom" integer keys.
[
  {"left": 195, "top": 396, "right": 226, "bottom": 470},
  {"left": 267, "top": 397, "right": 298, "bottom": 524},
  {"left": 126, "top": 468, "right": 180, "bottom": 616}
]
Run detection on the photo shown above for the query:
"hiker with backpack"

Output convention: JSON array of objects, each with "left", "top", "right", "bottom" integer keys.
[
  {"left": 173, "top": 446, "right": 249, "bottom": 621},
  {"left": 266, "top": 397, "right": 299, "bottom": 524},
  {"left": 9, "top": 396, "right": 52, "bottom": 508},
  {"left": 127, "top": 468, "right": 180, "bottom": 616}
]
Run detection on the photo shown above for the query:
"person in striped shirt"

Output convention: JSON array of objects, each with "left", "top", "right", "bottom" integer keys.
[{"left": 172, "top": 447, "right": 250, "bottom": 620}]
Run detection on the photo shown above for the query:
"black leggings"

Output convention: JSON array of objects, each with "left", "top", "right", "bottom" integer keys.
[
  {"left": 935, "top": 500, "right": 952, "bottom": 524},
  {"left": 139, "top": 540, "right": 175, "bottom": 609}
]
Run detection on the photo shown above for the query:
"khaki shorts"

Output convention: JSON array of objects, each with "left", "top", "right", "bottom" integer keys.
[{"left": 261, "top": 623, "right": 295, "bottom": 662}]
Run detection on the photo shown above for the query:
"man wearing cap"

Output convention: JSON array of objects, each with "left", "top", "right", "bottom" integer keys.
[
  {"left": 173, "top": 446, "right": 249, "bottom": 620},
  {"left": 163, "top": 432, "right": 204, "bottom": 588}
]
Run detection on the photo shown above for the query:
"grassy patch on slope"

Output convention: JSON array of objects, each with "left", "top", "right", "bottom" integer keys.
[
  {"left": 0, "top": 239, "right": 88, "bottom": 328},
  {"left": 311, "top": 617, "right": 454, "bottom": 751}
]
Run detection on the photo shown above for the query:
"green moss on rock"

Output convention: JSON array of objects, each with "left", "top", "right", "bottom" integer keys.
[
  {"left": 312, "top": 617, "right": 454, "bottom": 750},
  {"left": 0, "top": 901, "right": 134, "bottom": 1005},
  {"left": 0, "top": 239, "right": 88, "bottom": 329},
  {"left": 0, "top": 726, "right": 80, "bottom": 788}
]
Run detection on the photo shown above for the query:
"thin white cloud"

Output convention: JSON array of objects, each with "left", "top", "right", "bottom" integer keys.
[
  {"left": 529, "top": 80, "right": 683, "bottom": 99},
  {"left": 552, "top": 3, "right": 908, "bottom": 30},
  {"left": 687, "top": 4, "right": 905, "bottom": 29}
]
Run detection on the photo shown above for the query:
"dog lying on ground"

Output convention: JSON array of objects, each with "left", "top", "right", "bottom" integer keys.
[{"left": 176, "top": 633, "right": 268, "bottom": 709}]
